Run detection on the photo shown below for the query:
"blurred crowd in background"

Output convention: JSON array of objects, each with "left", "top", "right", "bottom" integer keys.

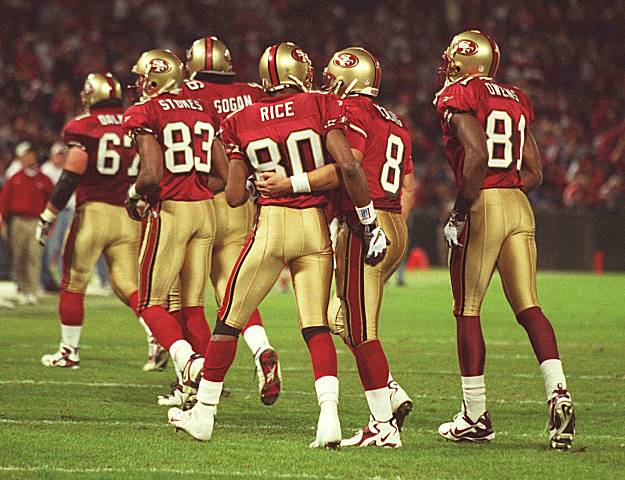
[{"left": 1, "top": 0, "right": 624, "bottom": 216}]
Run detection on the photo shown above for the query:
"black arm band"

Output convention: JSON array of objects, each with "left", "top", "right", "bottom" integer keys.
[
  {"left": 49, "top": 170, "right": 82, "bottom": 211},
  {"left": 453, "top": 194, "right": 473, "bottom": 216}
]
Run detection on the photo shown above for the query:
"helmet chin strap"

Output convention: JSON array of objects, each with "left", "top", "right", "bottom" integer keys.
[
  {"left": 287, "top": 74, "right": 309, "bottom": 92},
  {"left": 342, "top": 78, "right": 359, "bottom": 97}
]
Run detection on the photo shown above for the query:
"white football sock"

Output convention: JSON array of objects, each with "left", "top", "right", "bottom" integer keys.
[
  {"left": 137, "top": 317, "right": 152, "bottom": 336},
  {"left": 461, "top": 375, "right": 486, "bottom": 422},
  {"left": 197, "top": 379, "right": 223, "bottom": 405},
  {"left": 61, "top": 325, "right": 82, "bottom": 348},
  {"left": 169, "top": 339, "right": 194, "bottom": 372},
  {"left": 314, "top": 375, "right": 339, "bottom": 405},
  {"left": 364, "top": 387, "right": 393, "bottom": 422},
  {"left": 539, "top": 359, "right": 567, "bottom": 400},
  {"left": 243, "top": 325, "right": 271, "bottom": 356},
  {"left": 387, "top": 372, "right": 394, "bottom": 384}
]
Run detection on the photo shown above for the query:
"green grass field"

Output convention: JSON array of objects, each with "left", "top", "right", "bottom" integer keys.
[{"left": 0, "top": 269, "right": 624, "bottom": 479}]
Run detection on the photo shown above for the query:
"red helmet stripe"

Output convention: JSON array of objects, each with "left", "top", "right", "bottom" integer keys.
[
  {"left": 103, "top": 73, "right": 116, "bottom": 98},
  {"left": 205, "top": 37, "right": 214, "bottom": 71},
  {"left": 483, "top": 33, "right": 500, "bottom": 77},
  {"left": 365, "top": 50, "right": 381, "bottom": 89},
  {"left": 268, "top": 44, "right": 280, "bottom": 85}
]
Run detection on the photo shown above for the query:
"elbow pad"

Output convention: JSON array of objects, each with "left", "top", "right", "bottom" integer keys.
[{"left": 49, "top": 170, "right": 82, "bottom": 211}]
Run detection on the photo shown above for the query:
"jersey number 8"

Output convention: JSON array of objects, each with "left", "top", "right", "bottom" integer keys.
[{"left": 485, "top": 110, "right": 526, "bottom": 171}]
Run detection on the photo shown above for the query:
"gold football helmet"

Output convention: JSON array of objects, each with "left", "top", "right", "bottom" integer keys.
[
  {"left": 186, "top": 36, "right": 235, "bottom": 78},
  {"left": 323, "top": 47, "right": 381, "bottom": 97},
  {"left": 80, "top": 73, "right": 122, "bottom": 109},
  {"left": 131, "top": 49, "right": 184, "bottom": 100},
  {"left": 259, "top": 42, "right": 313, "bottom": 92},
  {"left": 438, "top": 30, "right": 500, "bottom": 84}
]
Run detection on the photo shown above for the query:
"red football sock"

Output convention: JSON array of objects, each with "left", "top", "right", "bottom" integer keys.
[
  {"left": 59, "top": 290, "right": 84, "bottom": 326},
  {"left": 127, "top": 290, "right": 139, "bottom": 317},
  {"left": 353, "top": 339, "right": 389, "bottom": 390},
  {"left": 456, "top": 315, "right": 486, "bottom": 376},
  {"left": 241, "top": 309, "right": 263, "bottom": 333},
  {"left": 516, "top": 306, "right": 559, "bottom": 363},
  {"left": 305, "top": 330, "right": 337, "bottom": 380},
  {"left": 170, "top": 309, "right": 185, "bottom": 333},
  {"left": 182, "top": 306, "right": 211, "bottom": 353},
  {"left": 202, "top": 337, "right": 238, "bottom": 382},
  {"left": 141, "top": 305, "right": 184, "bottom": 350}
]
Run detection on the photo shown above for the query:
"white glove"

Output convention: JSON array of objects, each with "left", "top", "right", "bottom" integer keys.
[
  {"left": 246, "top": 175, "right": 259, "bottom": 201},
  {"left": 363, "top": 223, "right": 388, "bottom": 266},
  {"left": 443, "top": 209, "right": 467, "bottom": 248},
  {"left": 36, "top": 209, "right": 57, "bottom": 246}
]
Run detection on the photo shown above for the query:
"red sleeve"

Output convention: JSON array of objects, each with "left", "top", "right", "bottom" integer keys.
[
  {"left": 219, "top": 115, "right": 244, "bottom": 161},
  {"left": 403, "top": 138, "right": 414, "bottom": 175},
  {"left": 518, "top": 89, "right": 535, "bottom": 126},
  {"left": 436, "top": 79, "right": 483, "bottom": 125},
  {"left": 62, "top": 119, "right": 90, "bottom": 150},
  {"left": 0, "top": 177, "right": 12, "bottom": 219},
  {"left": 122, "top": 102, "right": 156, "bottom": 141},
  {"left": 344, "top": 103, "right": 368, "bottom": 153},
  {"left": 320, "top": 93, "right": 348, "bottom": 135}
]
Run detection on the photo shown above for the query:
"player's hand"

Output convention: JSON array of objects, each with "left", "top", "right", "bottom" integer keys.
[
  {"left": 124, "top": 196, "right": 147, "bottom": 221},
  {"left": 443, "top": 209, "right": 467, "bottom": 248},
  {"left": 35, "top": 217, "right": 53, "bottom": 246},
  {"left": 245, "top": 175, "right": 259, "bottom": 201},
  {"left": 362, "top": 222, "right": 389, "bottom": 267},
  {"left": 256, "top": 172, "right": 291, "bottom": 198}
]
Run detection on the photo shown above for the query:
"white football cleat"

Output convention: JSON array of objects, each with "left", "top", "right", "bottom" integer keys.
[
  {"left": 340, "top": 418, "right": 401, "bottom": 448},
  {"left": 548, "top": 384, "right": 575, "bottom": 450},
  {"left": 438, "top": 406, "right": 495, "bottom": 442},
  {"left": 254, "top": 347, "right": 281, "bottom": 406},
  {"left": 143, "top": 336, "right": 169, "bottom": 372},
  {"left": 389, "top": 379, "right": 413, "bottom": 431},
  {"left": 309, "top": 402, "right": 341, "bottom": 449},
  {"left": 158, "top": 382, "right": 184, "bottom": 407},
  {"left": 168, "top": 404, "right": 215, "bottom": 441},
  {"left": 180, "top": 353, "right": 203, "bottom": 410},
  {"left": 41, "top": 343, "right": 80, "bottom": 369}
]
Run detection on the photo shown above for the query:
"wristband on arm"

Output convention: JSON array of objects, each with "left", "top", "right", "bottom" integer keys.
[
  {"left": 355, "top": 201, "right": 377, "bottom": 225},
  {"left": 40, "top": 208, "right": 57, "bottom": 223},
  {"left": 127, "top": 183, "right": 142, "bottom": 200},
  {"left": 290, "top": 173, "right": 311, "bottom": 193}
]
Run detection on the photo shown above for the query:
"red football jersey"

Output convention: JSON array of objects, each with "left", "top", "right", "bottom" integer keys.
[
  {"left": 436, "top": 76, "right": 534, "bottom": 190},
  {"left": 339, "top": 96, "right": 413, "bottom": 214},
  {"left": 220, "top": 91, "right": 347, "bottom": 209},
  {"left": 182, "top": 79, "right": 266, "bottom": 121},
  {"left": 122, "top": 92, "right": 221, "bottom": 202},
  {"left": 62, "top": 107, "right": 138, "bottom": 207}
]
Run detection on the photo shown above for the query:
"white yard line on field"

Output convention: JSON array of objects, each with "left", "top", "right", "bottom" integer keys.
[
  {"left": 1, "top": 418, "right": 623, "bottom": 442},
  {"left": 0, "top": 378, "right": 620, "bottom": 407},
  {"left": 0, "top": 465, "right": 339, "bottom": 479}
]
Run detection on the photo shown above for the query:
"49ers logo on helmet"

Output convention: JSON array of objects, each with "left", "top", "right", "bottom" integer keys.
[
  {"left": 455, "top": 39, "right": 479, "bottom": 56},
  {"left": 333, "top": 53, "right": 359, "bottom": 68},
  {"left": 148, "top": 58, "right": 171, "bottom": 73},
  {"left": 291, "top": 48, "right": 309, "bottom": 63}
]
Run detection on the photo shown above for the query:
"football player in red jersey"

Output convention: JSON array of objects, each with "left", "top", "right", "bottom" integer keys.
[
  {"left": 183, "top": 37, "right": 281, "bottom": 405},
  {"left": 435, "top": 30, "right": 575, "bottom": 449},
  {"left": 38, "top": 73, "right": 148, "bottom": 369},
  {"left": 123, "top": 49, "right": 228, "bottom": 409},
  {"left": 168, "top": 42, "right": 389, "bottom": 446},
  {"left": 257, "top": 47, "right": 416, "bottom": 448}
]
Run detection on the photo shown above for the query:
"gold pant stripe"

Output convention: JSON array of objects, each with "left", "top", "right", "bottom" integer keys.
[{"left": 344, "top": 228, "right": 367, "bottom": 344}]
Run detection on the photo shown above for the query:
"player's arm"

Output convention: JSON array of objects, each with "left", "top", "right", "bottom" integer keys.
[
  {"left": 520, "top": 130, "right": 543, "bottom": 193},
  {"left": 225, "top": 158, "right": 251, "bottom": 207},
  {"left": 443, "top": 113, "right": 489, "bottom": 248},
  {"left": 36, "top": 146, "right": 87, "bottom": 245},
  {"left": 256, "top": 164, "right": 340, "bottom": 198},
  {"left": 207, "top": 138, "right": 228, "bottom": 194},
  {"left": 400, "top": 173, "right": 416, "bottom": 221},
  {"left": 125, "top": 133, "right": 163, "bottom": 220}
]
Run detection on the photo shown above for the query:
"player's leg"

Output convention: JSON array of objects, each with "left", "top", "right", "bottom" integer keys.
[
  {"left": 170, "top": 206, "right": 285, "bottom": 440},
  {"left": 211, "top": 197, "right": 273, "bottom": 361},
  {"left": 497, "top": 190, "right": 574, "bottom": 449},
  {"left": 286, "top": 207, "right": 339, "bottom": 448},
  {"left": 41, "top": 205, "right": 104, "bottom": 368},
  {"left": 439, "top": 191, "right": 503, "bottom": 442}
]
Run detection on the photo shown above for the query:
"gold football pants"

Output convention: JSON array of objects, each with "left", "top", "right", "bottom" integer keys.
[
  {"left": 328, "top": 211, "right": 408, "bottom": 346},
  {"left": 449, "top": 188, "right": 540, "bottom": 316},
  {"left": 218, "top": 206, "right": 332, "bottom": 330},
  {"left": 62, "top": 202, "right": 140, "bottom": 301},
  {"left": 139, "top": 199, "right": 215, "bottom": 309}
]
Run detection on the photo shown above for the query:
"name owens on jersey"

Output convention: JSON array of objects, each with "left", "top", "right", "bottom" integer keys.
[
  {"left": 436, "top": 76, "right": 534, "bottom": 190},
  {"left": 183, "top": 79, "right": 266, "bottom": 121},
  {"left": 122, "top": 92, "right": 221, "bottom": 202},
  {"left": 220, "top": 91, "right": 348, "bottom": 209},
  {"left": 62, "top": 107, "right": 138, "bottom": 207},
  {"left": 340, "top": 96, "right": 413, "bottom": 214}
]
